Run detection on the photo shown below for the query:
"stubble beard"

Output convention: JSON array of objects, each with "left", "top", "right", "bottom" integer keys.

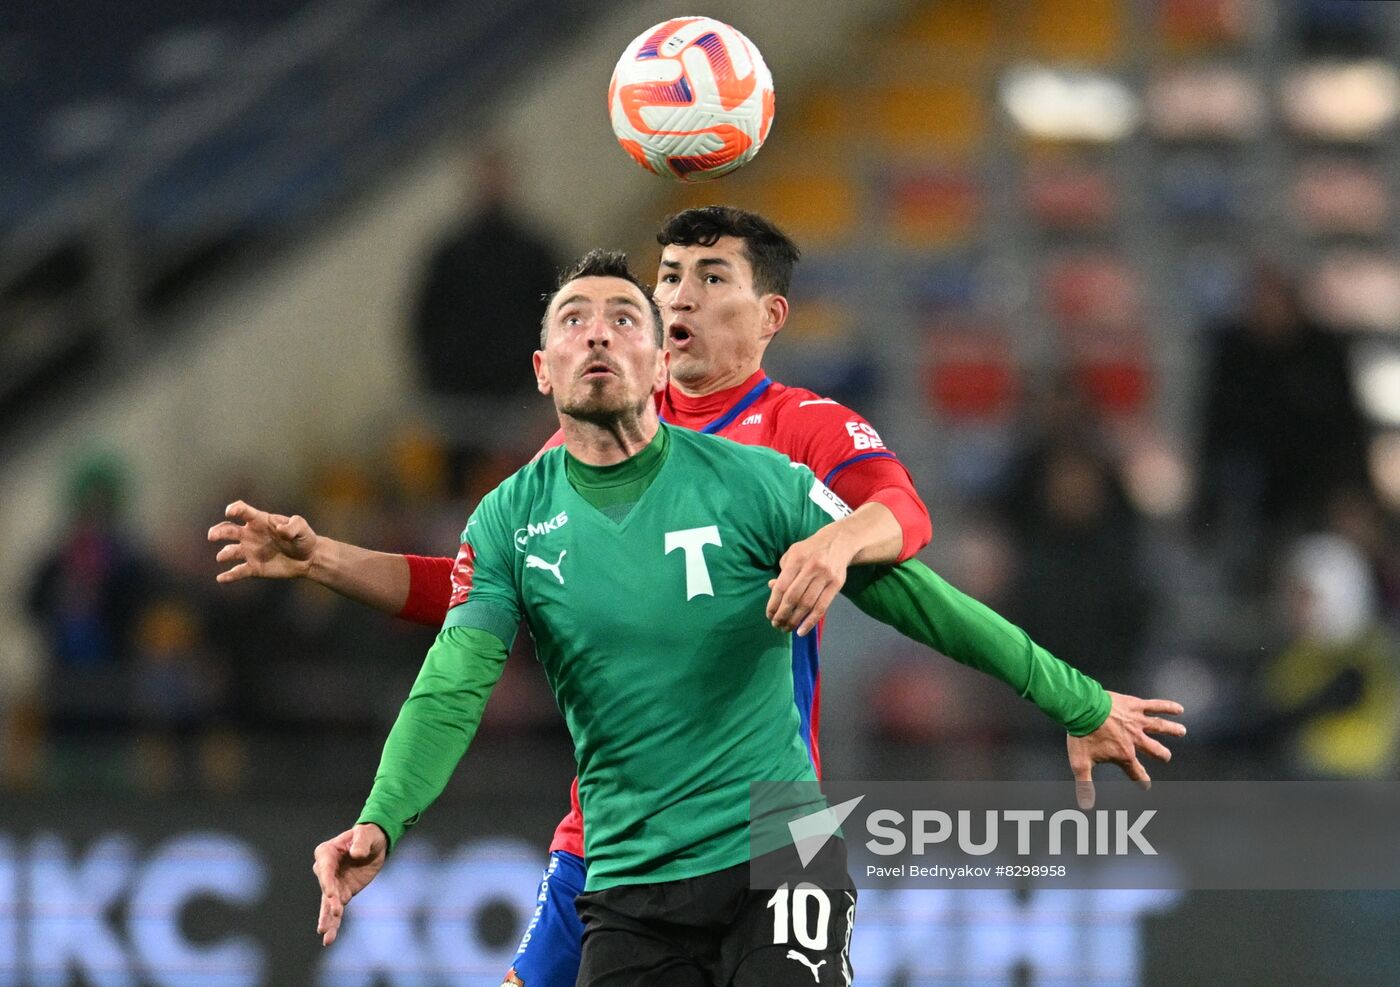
[{"left": 558, "top": 380, "right": 651, "bottom": 432}]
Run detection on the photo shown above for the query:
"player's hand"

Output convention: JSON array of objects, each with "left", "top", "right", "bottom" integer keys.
[
  {"left": 207, "top": 500, "right": 318, "bottom": 582},
  {"left": 1066, "top": 692, "right": 1186, "bottom": 809},
  {"left": 767, "top": 526, "right": 855, "bottom": 637},
  {"left": 313, "top": 823, "right": 387, "bottom": 947}
]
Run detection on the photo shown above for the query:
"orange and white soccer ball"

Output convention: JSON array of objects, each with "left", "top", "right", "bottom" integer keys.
[{"left": 608, "top": 17, "right": 775, "bottom": 183}]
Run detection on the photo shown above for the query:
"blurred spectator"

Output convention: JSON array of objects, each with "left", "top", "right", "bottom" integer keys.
[
  {"left": 130, "top": 595, "right": 241, "bottom": 793},
  {"left": 0, "top": 696, "right": 42, "bottom": 790},
  {"left": 25, "top": 451, "right": 158, "bottom": 731},
  {"left": 1327, "top": 488, "right": 1400, "bottom": 626},
  {"left": 410, "top": 143, "right": 563, "bottom": 419},
  {"left": 209, "top": 560, "right": 428, "bottom": 732},
  {"left": 377, "top": 421, "right": 467, "bottom": 551},
  {"left": 1261, "top": 534, "right": 1400, "bottom": 778},
  {"left": 943, "top": 515, "right": 1019, "bottom": 611},
  {"left": 867, "top": 650, "right": 1006, "bottom": 782},
  {"left": 132, "top": 597, "right": 226, "bottom": 731},
  {"left": 1195, "top": 264, "right": 1372, "bottom": 575},
  {"left": 997, "top": 384, "right": 1151, "bottom": 686},
  {"left": 206, "top": 466, "right": 437, "bottom": 732}
]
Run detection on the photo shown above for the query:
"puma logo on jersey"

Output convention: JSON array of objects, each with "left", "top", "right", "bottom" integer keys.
[
  {"left": 787, "top": 950, "right": 826, "bottom": 981},
  {"left": 740, "top": 412, "right": 763, "bottom": 426},
  {"left": 515, "top": 511, "right": 569, "bottom": 551},
  {"left": 526, "top": 550, "right": 567, "bottom": 585}
]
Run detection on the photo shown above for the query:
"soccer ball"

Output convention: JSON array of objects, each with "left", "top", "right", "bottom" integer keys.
[{"left": 608, "top": 17, "right": 775, "bottom": 183}]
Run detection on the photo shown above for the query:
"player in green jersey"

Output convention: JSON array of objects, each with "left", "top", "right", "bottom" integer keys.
[
  {"left": 308, "top": 250, "right": 1185, "bottom": 985},
  {"left": 315, "top": 249, "right": 886, "bottom": 983}
]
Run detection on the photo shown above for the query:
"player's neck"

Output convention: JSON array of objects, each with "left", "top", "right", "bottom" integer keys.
[
  {"left": 669, "top": 364, "right": 766, "bottom": 401},
  {"left": 559, "top": 409, "right": 661, "bottom": 466}
]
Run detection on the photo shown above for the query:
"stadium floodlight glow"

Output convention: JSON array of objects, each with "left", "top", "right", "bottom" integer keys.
[
  {"left": 1283, "top": 60, "right": 1400, "bottom": 141},
  {"left": 1000, "top": 66, "right": 1140, "bottom": 143},
  {"left": 1354, "top": 344, "right": 1400, "bottom": 426}
]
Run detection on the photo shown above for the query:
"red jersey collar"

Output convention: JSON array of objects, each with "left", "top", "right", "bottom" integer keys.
[{"left": 660, "top": 370, "right": 770, "bottom": 431}]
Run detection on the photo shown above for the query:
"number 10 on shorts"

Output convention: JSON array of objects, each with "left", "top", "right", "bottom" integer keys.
[{"left": 765, "top": 883, "right": 831, "bottom": 949}]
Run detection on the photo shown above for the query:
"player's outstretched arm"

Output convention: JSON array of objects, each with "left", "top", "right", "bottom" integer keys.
[
  {"left": 313, "top": 823, "right": 387, "bottom": 946},
  {"left": 314, "top": 626, "right": 507, "bottom": 944},
  {"left": 767, "top": 501, "right": 904, "bottom": 637},
  {"left": 844, "top": 560, "right": 1186, "bottom": 805},
  {"left": 207, "top": 500, "right": 414, "bottom": 618},
  {"left": 846, "top": 559, "right": 1113, "bottom": 732},
  {"left": 1066, "top": 692, "right": 1186, "bottom": 809}
]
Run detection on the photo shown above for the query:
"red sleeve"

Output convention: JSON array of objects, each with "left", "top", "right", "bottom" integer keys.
[
  {"left": 396, "top": 554, "right": 454, "bottom": 626},
  {"left": 787, "top": 400, "right": 932, "bottom": 561},
  {"left": 827, "top": 457, "right": 932, "bottom": 561}
]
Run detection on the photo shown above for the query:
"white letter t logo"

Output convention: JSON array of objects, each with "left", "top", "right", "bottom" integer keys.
[{"left": 665, "top": 526, "right": 722, "bottom": 600}]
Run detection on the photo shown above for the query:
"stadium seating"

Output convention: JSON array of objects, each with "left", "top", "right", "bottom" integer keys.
[{"left": 0, "top": 0, "right": 615, "bottom": 420}]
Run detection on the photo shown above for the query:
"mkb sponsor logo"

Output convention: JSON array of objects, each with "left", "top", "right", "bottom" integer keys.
[{"left": 515, "top": 511, "right": 569, "bottom": 551}]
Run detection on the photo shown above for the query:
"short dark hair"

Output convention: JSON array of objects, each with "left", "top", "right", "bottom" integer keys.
[
  {"left": 656, "top": 206, "right": 801, "bottom": 297},
  {"left": 540, "top": 249, "right": 663, "bottom": 346}
]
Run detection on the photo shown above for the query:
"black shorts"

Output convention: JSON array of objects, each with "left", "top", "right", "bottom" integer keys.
[{"left": 574, "top": 840, "right": 856, "bottom": 986}]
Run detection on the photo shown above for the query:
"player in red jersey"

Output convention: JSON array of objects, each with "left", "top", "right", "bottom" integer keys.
[{"left": 211, "top": 208, "right": 1180, "bottom": 987}]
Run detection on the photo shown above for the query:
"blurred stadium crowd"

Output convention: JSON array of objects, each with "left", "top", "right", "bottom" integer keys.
[{"left": 3, "top": 0, "right": 1400, "bottom": 808}]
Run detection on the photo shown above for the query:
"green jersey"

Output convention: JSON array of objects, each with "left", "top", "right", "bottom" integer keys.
[
  {"left": 357, "top": 425, "right": 1111, "bottom": 891},
  {"left": 444, "top": 424, "right": 848, "bottom": 888}
]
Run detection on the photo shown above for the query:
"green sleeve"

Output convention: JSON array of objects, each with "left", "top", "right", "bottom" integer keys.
[
  {"left": 845, "top": 559, "right": 1112, "bottom": 736},
  {"left": 358, "top": 624, "right": 509, "bottom": 849},
  {"left": 443, "top": 486, "right": 522, "bottom": 638}
]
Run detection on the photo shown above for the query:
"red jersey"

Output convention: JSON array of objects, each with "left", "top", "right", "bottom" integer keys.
[{"left": 399, "top": 370, "right": 931, "bottom": 858}]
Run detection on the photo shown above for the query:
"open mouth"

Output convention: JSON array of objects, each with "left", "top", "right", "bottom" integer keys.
[
  {"left": 581, "top": 361, "right": 617, "bottom": 380},
  {"left": 668, "top": 323, "right": 694, "bottom": 348}
]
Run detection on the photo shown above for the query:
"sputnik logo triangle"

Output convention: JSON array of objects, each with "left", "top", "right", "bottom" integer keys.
[{"left": 787, "top": 795, "right": 865, "bottom": 867}]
